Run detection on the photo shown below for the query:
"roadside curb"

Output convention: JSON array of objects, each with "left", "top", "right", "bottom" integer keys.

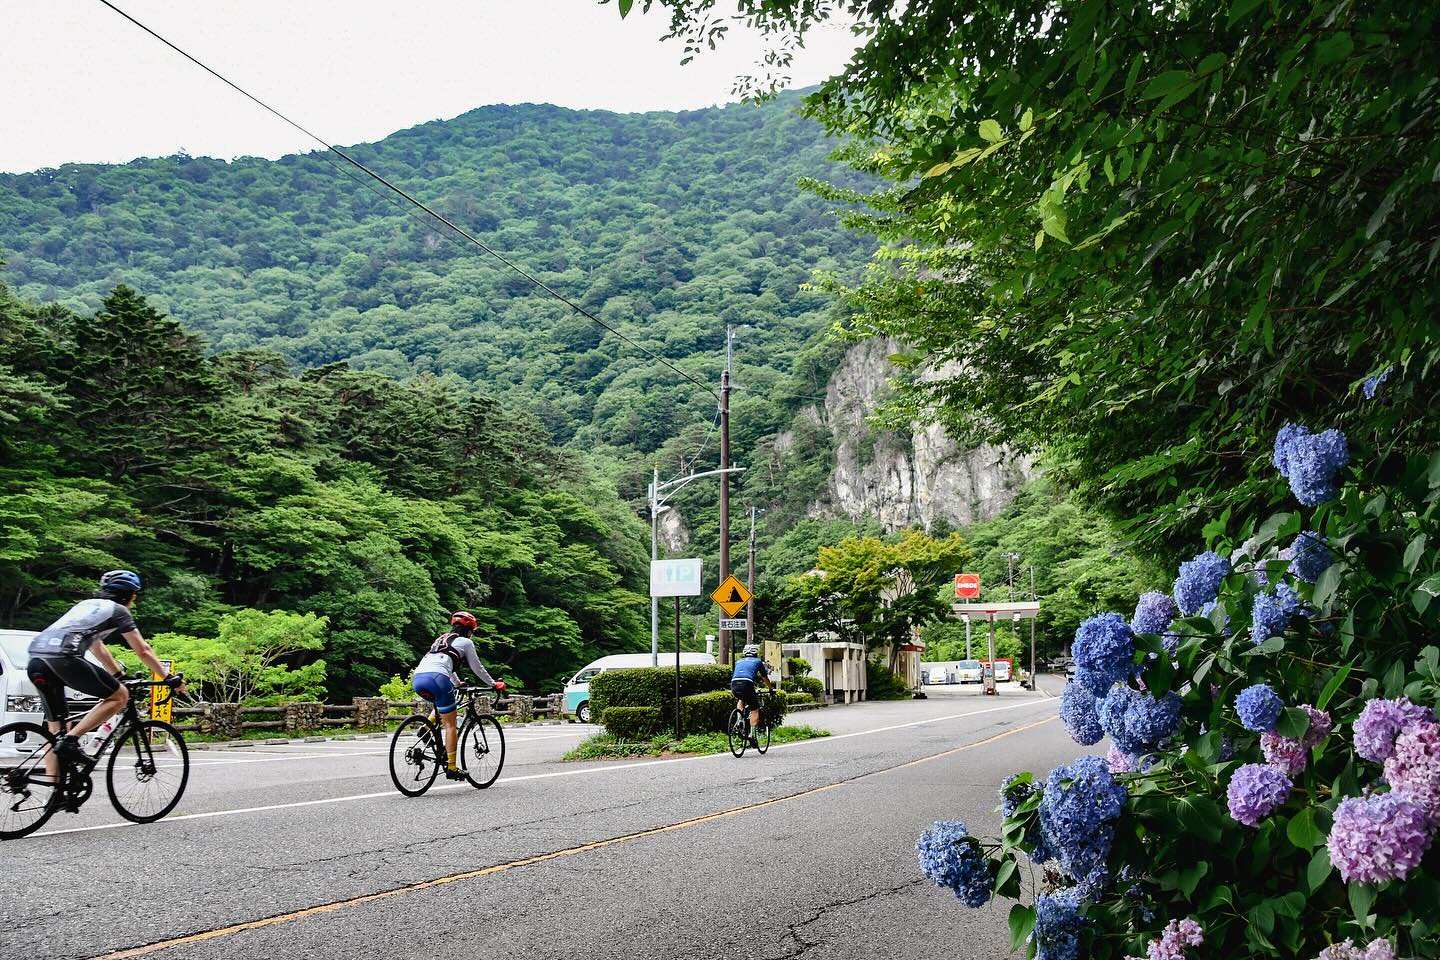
[{"left": 188, "top": 718, "right": 570, "bottom": 750}]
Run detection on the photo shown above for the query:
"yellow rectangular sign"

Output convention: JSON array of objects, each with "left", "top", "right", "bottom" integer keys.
[{"left": 150, "top": 659, "right": 173, "bottom": 725}]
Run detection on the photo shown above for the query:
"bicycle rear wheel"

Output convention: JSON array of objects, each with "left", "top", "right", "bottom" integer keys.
[
  {"left": 459, "top": 714, "right": 505, "bottom": 789},
  {"left": 0, "top": 722, "right": 60, "bottom": 840},
  {"left": 107, "top": 719, "right": 190, "bottom": 823},
  {"left": 389, "top": 716, "right": 442, "bottom": 796},
  {"left": 726, "top": 709, "right": 748, "bottom": 758}
]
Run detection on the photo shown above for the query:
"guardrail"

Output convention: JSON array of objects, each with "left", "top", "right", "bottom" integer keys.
[{"left": 162, "top": 693, "right": 564, "bottom": 738}]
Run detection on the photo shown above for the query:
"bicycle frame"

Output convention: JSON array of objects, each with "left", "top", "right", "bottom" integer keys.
[{"left": 61, "top": 679, "right": 177, "bottom": 783}]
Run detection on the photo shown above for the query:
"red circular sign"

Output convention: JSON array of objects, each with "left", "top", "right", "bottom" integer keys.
[{"left": 954, "top": 574, "right": 981, "bottom": 599}]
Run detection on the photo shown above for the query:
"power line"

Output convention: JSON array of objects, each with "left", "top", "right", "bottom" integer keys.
[{"left": 94, "top": 0, "right": 720, "bottom": 404}]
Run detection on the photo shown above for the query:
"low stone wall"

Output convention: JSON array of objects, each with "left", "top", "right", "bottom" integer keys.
[
  {"left": 200, "top": 702, "right": 243, "bottom": 738},
  {"left": 353, "top": 697, "right": 389, "bottom": 728},
  {"left": 284, "top": 701, "right": 324, "bottom": 733}
]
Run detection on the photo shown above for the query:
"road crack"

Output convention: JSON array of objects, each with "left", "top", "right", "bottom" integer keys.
[{"left": 768, "top": 879, "right": 925, "bottom": 960}]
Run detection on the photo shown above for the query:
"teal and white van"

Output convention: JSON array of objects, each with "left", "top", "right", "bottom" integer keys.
[{"left": 565, "top": 652, "right": 716, "bottom": 723}]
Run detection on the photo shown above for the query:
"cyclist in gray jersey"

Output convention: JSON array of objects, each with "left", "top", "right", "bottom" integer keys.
[
  {"left": 412, "top": 611, "right": 501, "bottom": 780},
  {"left": 26, "top": 570, "right": 183, "bottom": 769}
]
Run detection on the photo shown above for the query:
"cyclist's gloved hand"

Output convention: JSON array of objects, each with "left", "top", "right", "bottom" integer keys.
[{"left": 494, "top": 681, "right": 506, "bottom": 691}]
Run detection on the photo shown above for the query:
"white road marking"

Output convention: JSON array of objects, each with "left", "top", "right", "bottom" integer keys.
[{"left": 32, "top": 697, "right": 1056, "bottom": 838}]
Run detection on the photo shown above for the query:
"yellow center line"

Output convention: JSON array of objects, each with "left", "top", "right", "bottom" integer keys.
[{"left": 99, "top": 715, "right": 1056, "bottom": 960}]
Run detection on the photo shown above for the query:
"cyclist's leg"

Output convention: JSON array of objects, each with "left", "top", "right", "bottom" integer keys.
[{"left": 42, "top": 657, "right": 126, "bottom": 738}]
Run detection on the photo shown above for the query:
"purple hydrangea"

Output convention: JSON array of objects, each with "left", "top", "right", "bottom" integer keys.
[
  {"left": 916, "top": 820, "right": 992, "bottom": 907},
  {"left": 1033, "top": 886, "right": 1086, "bottom": 960},
  {"left": 1147, "top": 917, "right": 1204, "bottom": 960},
  {"left": 1107, "top": 744, "right": 1138, "bottom": 774},
  {"left": 1131, "top": 591, "right": 1179, "bottom": 636},
  {"left": 1273, "top": 423, "right": 1350, "bottom": 506},
  {"left": 1316, "top": 939, "right": 1396, "bottom": 960},
  {"left": 1040, "top": 755, "right": 1127, "bottom": 890},
  {"left": 1098, "top": 686, "right": 1182, "bottom": 757},
  {"left": 1251, "top": 581, "right": 1305, "bottom": 643},
  {"left": 1327, "top": 792, "right": 1433, "bottom": 883},
  {"left": 1227, "top": 763, "right": 1293, "bottom": 827},
  {"left": 1060, "top": 682, "right": 1105, "bottom": 746},
  {"left": 1072, "top": 613, "right": 1136, "bottom": 696},
  {"left": 1260, "top": 705, "right": 1334, "bottom": 777},
  {"left": 1384, "top": 720, "right": 1440, "bottom": 828},
  {"left": 1362, "top": 368, "right": 1392, "bottom": 400},
  {"left": 1236, "top": 684, "right": 1285, "bottom": 733},
  {"left": 1353, "top": 697, "right": 1437, "bottom": 763},
  {"left": 1284, "top": 531, "right": 1334, "bottom": 583},
  {"left": 1173, "top": 552, "right": 1230, "bottom": 615}
]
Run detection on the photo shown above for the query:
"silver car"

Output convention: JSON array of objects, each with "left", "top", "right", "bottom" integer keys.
[{"left": 0, "top": 629, "right": 101, "bottom": 761}]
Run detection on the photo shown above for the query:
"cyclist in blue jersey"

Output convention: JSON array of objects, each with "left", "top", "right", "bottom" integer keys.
[{"left": 730, "top": 644, "right": 775, "bottom": 747}]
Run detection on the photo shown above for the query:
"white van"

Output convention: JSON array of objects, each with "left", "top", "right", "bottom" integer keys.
[
  {"left": 0, "top": 629, "right": 105, "bottom": 761},
  {"left": 564, "top": 652, "right": 716, "bottom": 723}
]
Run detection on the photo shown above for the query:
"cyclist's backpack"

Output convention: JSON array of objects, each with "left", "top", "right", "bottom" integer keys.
[{"left": 429, "top": 632, "right": 466, "bottom": 670}]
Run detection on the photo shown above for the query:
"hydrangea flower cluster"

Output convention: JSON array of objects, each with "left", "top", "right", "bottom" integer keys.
[
  {"left": 1273, "top": 423, "right": 1350, "bottom": 506},
  {"left": 1173, "top": 552, "right": 1230, "bottom": 615},
  {"left": 1033, "top": 886, "right": 1086, "bottom": 960},
  {"left": 916, "top": 820, "right": 993, "bottom": 907},
  {"left": 1107, "top": 744, "right": 1138, "bottom": 774},
  {"left": 1327, "top": 793, "right": 1433, "bottom": 883},
  {"left": 1250, "top": 581, "right": 1304, "bottom": 643},
  {"left": 1353, "top": 697, "right": 1436, "bottom": 762},
  {"left": 1384, "top": 720, "right": 1440, "bottom": 828},
  {"left": 1260, "top": 705, "right": 1333, "bottom": 777},
  {"left": 1235, "top": 684, "right": 1284, "bottom": 733},
  {"left": 1361, "top": 368, "right": 1392, "bottom": 400},
  {"left": 1283, "top": 531, "right": 1333, "bottom": 583},
  {"left": 1098, "top": 686, "right": 1182, "bottom": 757},
  {"left": 1072, "top": 613, "right": 1136, "bottom": 696},
  {"left": 1040, "top": 755, "right": 1127, "bottom": 890},
  {"left": 1316, "top": 938, "right": 1396, "bottom": 960},
  {"left": 1131, "top": 591, "right": 1179, "bottom": 636},
  {"left": 1060, "top": 683, "right": 1104, "bottom": 746},
  {"left": 1146, "top": 918, "right": 1203, "bottom": 960},
  {"left": 1226, "top": 763, "right": 1293, "bottom": 827}
]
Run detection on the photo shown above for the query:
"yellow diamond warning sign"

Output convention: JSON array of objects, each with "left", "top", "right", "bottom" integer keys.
[{"left": 710, "top": 575, "right": 753, "bottom": 618}]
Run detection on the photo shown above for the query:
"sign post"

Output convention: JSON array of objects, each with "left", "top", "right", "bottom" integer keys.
[
  {"left": 651, "top": 559, "right": 703, "bottom": 668},
  {"left": 674, "top": 596, "right": 682, "bottom": 739}
]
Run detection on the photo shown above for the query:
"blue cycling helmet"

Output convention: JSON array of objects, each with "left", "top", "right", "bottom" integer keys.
[{"left": 99, "top": 570, "right": 142, "bottom": 593}]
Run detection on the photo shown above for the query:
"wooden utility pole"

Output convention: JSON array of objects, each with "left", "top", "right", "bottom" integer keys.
[
  {"left": 718, "top": 326, "right": 733, "bottom": 664},
  {"left": 746, "top": 505, "right": 757, "bottom": 648}
]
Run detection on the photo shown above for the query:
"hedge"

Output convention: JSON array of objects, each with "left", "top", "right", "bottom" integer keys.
[
  {"left": 676, "top": 689, "right": 793, "bottom": 735},
  {"left": 601, "top": 706, "right": 661, "bottom": 741},
  {"left": 782, "top": 676, "right": 824, "bottom": 700},
  {"left": 785, "top": 693, "right": 814, "bottom": 706},
  {"left": 589, "top": 664, "right": 732, "bottom": 724}
]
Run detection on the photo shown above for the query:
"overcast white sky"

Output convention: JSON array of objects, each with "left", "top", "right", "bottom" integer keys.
[{"left": 1, "top": 1, "right": 863, "bottom": 174}]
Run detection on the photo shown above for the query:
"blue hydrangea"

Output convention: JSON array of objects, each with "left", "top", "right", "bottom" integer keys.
[
  {"left": 1000, "top": 774, "right": 1037, "bottom": 818},
  {"left": 1060, "top": 682, "right": 1105, "bottom": 745},
  {"left": 1072, "top": 613, "right": 1136, "bottom": 696},
  {"left": 1033, "top": 886, "right": 1086, "bottom": 960},
  {"left": 1251, "top": 581, "right": 1305, "bottom": 642},
  {"left": 1236, "top": 683, "right": 1285, "bottom": 733},
  {"left": 1272, "top": 423, "right": 1350, "bottom": 506},
  {"left": 1173, "top": 551, "right": 1230, "bottom": 615},
  {"left": 1284, "top": 531, "right": 1333, "bottom": 583},
  {"left": 916, "top": 820, "right": 993, "bottom": 907},
  {"left": 1040, "top": 755, "right": 1127, "bottom": 890},
  {"left": 1131, "top": 591, "right": 1179, "bottom": 636},
  {"left": 1362, "top": 368, "right": 1391, "bottom": 400},
  {"left": 1098, "top": 686, "right": 1183, "bottom": 757}
]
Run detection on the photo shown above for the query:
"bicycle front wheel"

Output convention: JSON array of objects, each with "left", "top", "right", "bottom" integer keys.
[
  {"left": 390, "top": 715, "right": 443, "bottom": 797},
  {"left": 107, "top": 719, "right": 189, "bottom": 823},
  {"left": 726, "top": 709, "right": 748, "bottom": 758},
  {"left": 459, "top": 714, "right": 505, "bottom": 789},
  {"left": 0, "top": 722, "right": 61, "bottom": 840},
  {"left": 755, "top": 718, "right": 772, "bottom": 755}
]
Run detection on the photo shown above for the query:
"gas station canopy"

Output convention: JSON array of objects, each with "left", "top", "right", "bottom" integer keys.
[{"left": 951, "top": 601, "right": 1041, "bottom": 619}]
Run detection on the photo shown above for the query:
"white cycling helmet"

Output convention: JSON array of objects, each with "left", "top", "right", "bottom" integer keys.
[{"left": 742, "top": 644, "right": 760, "bottom": 657}]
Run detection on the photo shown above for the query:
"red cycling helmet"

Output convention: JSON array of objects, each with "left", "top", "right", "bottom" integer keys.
[{"left": 450, "top": 611, "right": 478, "bottom": 630}]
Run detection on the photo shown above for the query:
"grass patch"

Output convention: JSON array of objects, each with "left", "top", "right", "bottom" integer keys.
[
  {"left": 185, "top": 724, "right": 395, "bottom": 743},
  {"left": 562, "top": 725, "right": 831, "bottom": 761}
]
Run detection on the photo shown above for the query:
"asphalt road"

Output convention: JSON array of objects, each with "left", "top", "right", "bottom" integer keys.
[{"left": 2, "top": 679, "right": 1083, "bottom": 960}]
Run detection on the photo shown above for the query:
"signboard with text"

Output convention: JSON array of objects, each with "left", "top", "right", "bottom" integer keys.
[
  {"left": 150, "top": 659, "right": 173, "bottom": 725},
  {"left": 651, "top": 559, "right": 704, "bottom": 597},
  {"left": 719, "top": 618, "right": 748, "bottom": 631},
  {"left": 954, "top": 573, "right": 981, "bottom": 599}
]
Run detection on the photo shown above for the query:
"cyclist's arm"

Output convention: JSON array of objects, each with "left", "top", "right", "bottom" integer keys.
[
  {"left": 459, "top": 641, "right": 497, "bottom": 687},
  {"left": 91, "top": 642, "right": 124, "bottom": 677},
  {"left": 120, "top": 629, "right": 183, "bottom": 691}
]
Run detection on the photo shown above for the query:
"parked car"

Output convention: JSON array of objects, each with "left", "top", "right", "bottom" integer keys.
[
  {"left": 990, "top": 659, "right": 1012, "bottom": 683},
  {"left": 563, "top": 651, "right": 716, "bottom": 723},
  {"left": 1, "top": 629, "right": 103, "bottom": 762},
  {"left": 956, "top": 659, "right": 984, "bottom": 683},
  {"left": 926, "top": 666, "right": 950, "bottom": 685}
]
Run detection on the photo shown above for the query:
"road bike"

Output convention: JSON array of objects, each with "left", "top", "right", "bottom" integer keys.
[
  {"left": 0, "top": 675, "right": 189, "bottom": 840},
  {"left": 727, "top": 689, "right": 777, "bottom": 758},
  {"left": 388, "top": 683, "right": 506, "bottom": 796}
]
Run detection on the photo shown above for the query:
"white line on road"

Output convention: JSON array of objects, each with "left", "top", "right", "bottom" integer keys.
[{"left": 34, "top": 697, "right": 1056, "bottom": 838}]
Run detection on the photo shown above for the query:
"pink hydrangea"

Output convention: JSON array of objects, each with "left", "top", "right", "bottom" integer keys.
[
  {"left": 1353, "top": 697, "right": 1435, "bottom": 762},
  {"left": 1327, "top": 792, "right": 1433, "bottom": 883},
  {"left": 1146, "top": 918, "right": 1203, "bottom": 960},
  {"left": 1384, "top": 720, "right": 1440, "bottom": 828},
  {"left": 1261, "top": 705, "right": 1333, "bottom": 777},
  {"left": 1107, "top": 744, "right": 1138, "bottom": 774}
]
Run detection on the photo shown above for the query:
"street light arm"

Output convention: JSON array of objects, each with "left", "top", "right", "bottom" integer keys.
[{"left": 655, "top": 466, "right": 747, "bottom": 503}]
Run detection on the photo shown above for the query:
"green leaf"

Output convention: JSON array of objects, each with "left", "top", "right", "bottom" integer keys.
[
  {"left": 1349, "top": 880, "right": 1375, "bottom": 928},
  {"left": 1019, "top": 108, "right": 1034, "bottom": 132},
  {"left": 1275, "top": 706, "right": 1312, "bottom": 740},
  {"left": 979, "top": 119, "right": 1003, "bottom": 143},
  {"left": 1417, "top": 574, "right": 1440, "bottom": 598},
  {"left": 994, "top": 857, "right": 1019, "bottom": 896},
  {"left": 1314, "top": 32, "right": 1355, "bottom": 66},
  {"left": 1177, "top": 796, "right": 1224, "bottom": 844},
  {"left": 1227, "top": 0, "right": 1268, "bottom": 25},
  {"left": 1008, "top": 904, "right": 1036, "bottom": 952},
  {"left": 1286, "top": 807, "right": 1322, "bottom": 851},
  {"left": 1251, "top": 900, "right": 1275, "bottom": 934},
  {"left": 1142, "top": 70, "right": 1194, "bottom": 99},
  {"left": 1316, "top": 662, "right": 1353, "bottom": 710},
  {"left": 1307, "top": 846, "right": 1333, "bottom": 891},
  {"left": 1404, "top": 534, "right": 1428, "bottom": 574},
  {"left": 1245, "top": 636, "right": 1285, "bottom": 656},
  {"left": 1314, "top": 564, "right": 1345, "bottom": 609},
  {"left": 1272, "top": 891, "right": 1306, "bottom": 919},
  {"left": 618, "top": 0, "right": 634, "bottom": 16}
]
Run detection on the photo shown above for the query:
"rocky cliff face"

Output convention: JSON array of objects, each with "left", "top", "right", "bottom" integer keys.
[{"left": 780, "top": 337, "right": 1031, "bottom": 533}]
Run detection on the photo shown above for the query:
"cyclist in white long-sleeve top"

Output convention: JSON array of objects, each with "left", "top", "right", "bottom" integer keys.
[{"left": 411, "top": 611, "right": 501, "bottom": 780}]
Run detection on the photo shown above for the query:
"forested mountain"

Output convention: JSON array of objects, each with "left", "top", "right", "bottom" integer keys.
[{"left": 0, "top": 92, "right": 871, "bottom": 459}]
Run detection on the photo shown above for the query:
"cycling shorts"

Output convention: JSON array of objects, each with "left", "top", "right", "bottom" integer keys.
[
  {"left": 26, "top": 655, "right": 121, "bottom": 722},
  {"left": 731, "top": 678, "right": 760, "bottom": 711},
  {"left": 413, "top": 671, "right": 458, "bottom": 715}
]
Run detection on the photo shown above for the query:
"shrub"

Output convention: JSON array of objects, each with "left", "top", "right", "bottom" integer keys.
[
  {"left": 783, "top": 676, "right": 825, "bottom": 700},
  {"left": 601, "top": 706, "right": 661, "bottom": 741},
  {"left": 786, "top": 657, "right": 812, "bottom": 678},
  {"left": 786, "top": 692, "right": 814, "bottom": 706},
  {"left": 866, "top": 658, "right": 910, "bottom": 700},
  {"left": 679, "top": 690, "right": 735, "bottom": 734},
  {"left": 378, "top": 673, "right": 413, "bottom": 701},
  {"left": 589, "top": 664, "right": 732, "bottom": 724}
]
